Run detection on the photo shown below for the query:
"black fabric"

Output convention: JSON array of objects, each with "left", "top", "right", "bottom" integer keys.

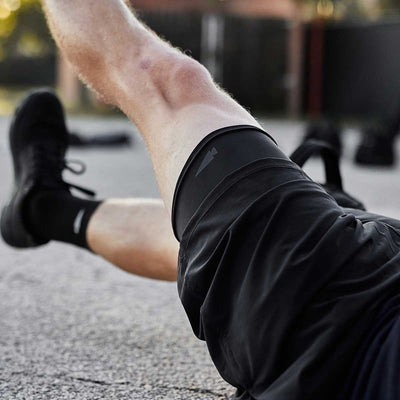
[
  {"left": 174, "top": 130, "right": 400, "bottom": 400},
  {"left": 26, "top": 189, "right": 101, "bottom": 249},
  {"left": 344, "top": 294, "right": 400, "bottom": 400},
  {"left": 339, "top": 209, "right": 400, "bottom": 400},
  {"left": 172, "top": 125, "right": 280, "bottom": 241}
]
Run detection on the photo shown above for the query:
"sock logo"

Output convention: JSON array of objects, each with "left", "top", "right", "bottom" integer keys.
[
  {"left": 196, "top": 147, "right": 218, "bottom": 177},
  {"left": 73, "top": 209, "right": 85, "bottom": 235}
]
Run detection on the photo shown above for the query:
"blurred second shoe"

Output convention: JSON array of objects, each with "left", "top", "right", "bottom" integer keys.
[{"left": 355, "top": 120, "right": 396, "bottom": 167}]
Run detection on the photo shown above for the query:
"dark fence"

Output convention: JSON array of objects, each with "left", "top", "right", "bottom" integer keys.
[
  {"left": 135, "top": 15, "right": 400, "bottom": 118},
  {"left": 321, "top": 19, "right": 400, "bottom": 119},
  {"left": 0, "top": 9, "right": 289, "bottom": 113},
  {"left": 3, "top": 9, "right": 400, "bottom": 119},
  {"left": 142, "top": 12, "right": 289, "bottom": 114},
  {"left": 139, "top": 11, "right": 203, "bottom": 61},
  {"left": 223, "top": 16, "right": 288, "bottom": 113},
  {"left": 0, "top": 56, "right": 56, "bottom": 86}
]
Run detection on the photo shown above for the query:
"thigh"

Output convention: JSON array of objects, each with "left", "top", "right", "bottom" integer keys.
[{"left": 177, "top": 155, "right": 346, "bottom": 398}]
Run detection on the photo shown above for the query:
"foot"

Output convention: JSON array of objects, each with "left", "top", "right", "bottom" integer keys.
[
  {"left": 355, "top": 121, "right": 396, "bottom": 166},
  {"left": 1, "top": 89, "right": 93, "bottom": 248}
]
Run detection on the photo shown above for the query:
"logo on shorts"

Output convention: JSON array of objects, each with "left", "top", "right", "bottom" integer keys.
[
  {"left": 73, "top": 209, "right": 85, "bottom": 235},
  {"left": 196, "top": 147, "right": 218, "bottom": 177}
]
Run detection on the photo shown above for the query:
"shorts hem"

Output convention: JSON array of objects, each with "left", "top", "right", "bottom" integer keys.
[{"left": 171, "top": 124, "right": 277, "bottom": 241}]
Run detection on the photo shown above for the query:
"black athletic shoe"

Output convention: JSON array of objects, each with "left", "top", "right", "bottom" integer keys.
[
  {"left": 355, "top": 120, "right": 396, "bottom": 166},
  {"left": 1, "top": 89, "right": 94, "bottom": 248}
]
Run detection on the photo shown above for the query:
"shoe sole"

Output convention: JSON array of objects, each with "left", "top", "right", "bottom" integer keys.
[{"left": 1, "top": 192, "right": 41, "bottom": 248}]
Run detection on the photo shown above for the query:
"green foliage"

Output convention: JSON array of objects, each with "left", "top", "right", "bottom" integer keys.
[{"left": 0, "top": 0, "right": 53, "bottom": 60}]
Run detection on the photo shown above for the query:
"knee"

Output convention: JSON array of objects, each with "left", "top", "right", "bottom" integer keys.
[{"left": 156, "top": 56, "right": 216, "bottom": 110}]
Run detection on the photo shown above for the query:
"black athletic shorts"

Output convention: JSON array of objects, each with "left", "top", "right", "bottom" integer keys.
[{"left": 172, "top": 125, "right": 400, "bottom": 400}]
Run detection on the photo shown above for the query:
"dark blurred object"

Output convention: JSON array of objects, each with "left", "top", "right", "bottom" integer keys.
[
  {"left": 321, "top": 20, "right": 400, "bottom": 118},
  {"left": 355, "top": 120, "right": 397, "bottom": 167},
  {"left": 355, "top": 92, "right": 400, "bottom": 166},
  {"left": 68, "top": 131, "right": 132, "bottom": 148},
  {"left": 223, "top": 17, "right": 287, "bottom": 113},
  {"left": 291, "top": 139, "right": 366, "bottom": 211},
  {"left": 303, "top": 119, "right": 342, "bottom": 156}
]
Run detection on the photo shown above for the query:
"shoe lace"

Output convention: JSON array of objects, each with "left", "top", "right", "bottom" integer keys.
[{"left": 30, "top": 143, "right": 96, "bottom": 197}]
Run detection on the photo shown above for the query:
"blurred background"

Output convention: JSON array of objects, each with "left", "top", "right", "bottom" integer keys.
[{"left": 0, "top": 0, "right": 399, "bottom": 117}]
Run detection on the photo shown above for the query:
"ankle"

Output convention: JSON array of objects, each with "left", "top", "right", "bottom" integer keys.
[{"left": 24, "top": 188, "right": 101, "bottom": 249}]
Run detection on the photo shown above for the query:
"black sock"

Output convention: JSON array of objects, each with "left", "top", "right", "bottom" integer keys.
[{"left": 25, "top": 189, "right": 102, "bottom": 249}]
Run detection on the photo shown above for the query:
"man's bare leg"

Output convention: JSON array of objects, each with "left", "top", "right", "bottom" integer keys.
[
  {"left": 40, "top": 0, "right": 261, "bottom": 211},
  {"left": 0, "top": 88, "right": 178, "bottom": 282},
  {"left": 87, "top": 199, "right": 178, "bottom": 282}
]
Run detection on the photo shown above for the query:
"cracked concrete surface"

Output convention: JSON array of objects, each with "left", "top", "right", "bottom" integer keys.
[{"left": 1, "top": 116, "right": 400, "bottom": 399}]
